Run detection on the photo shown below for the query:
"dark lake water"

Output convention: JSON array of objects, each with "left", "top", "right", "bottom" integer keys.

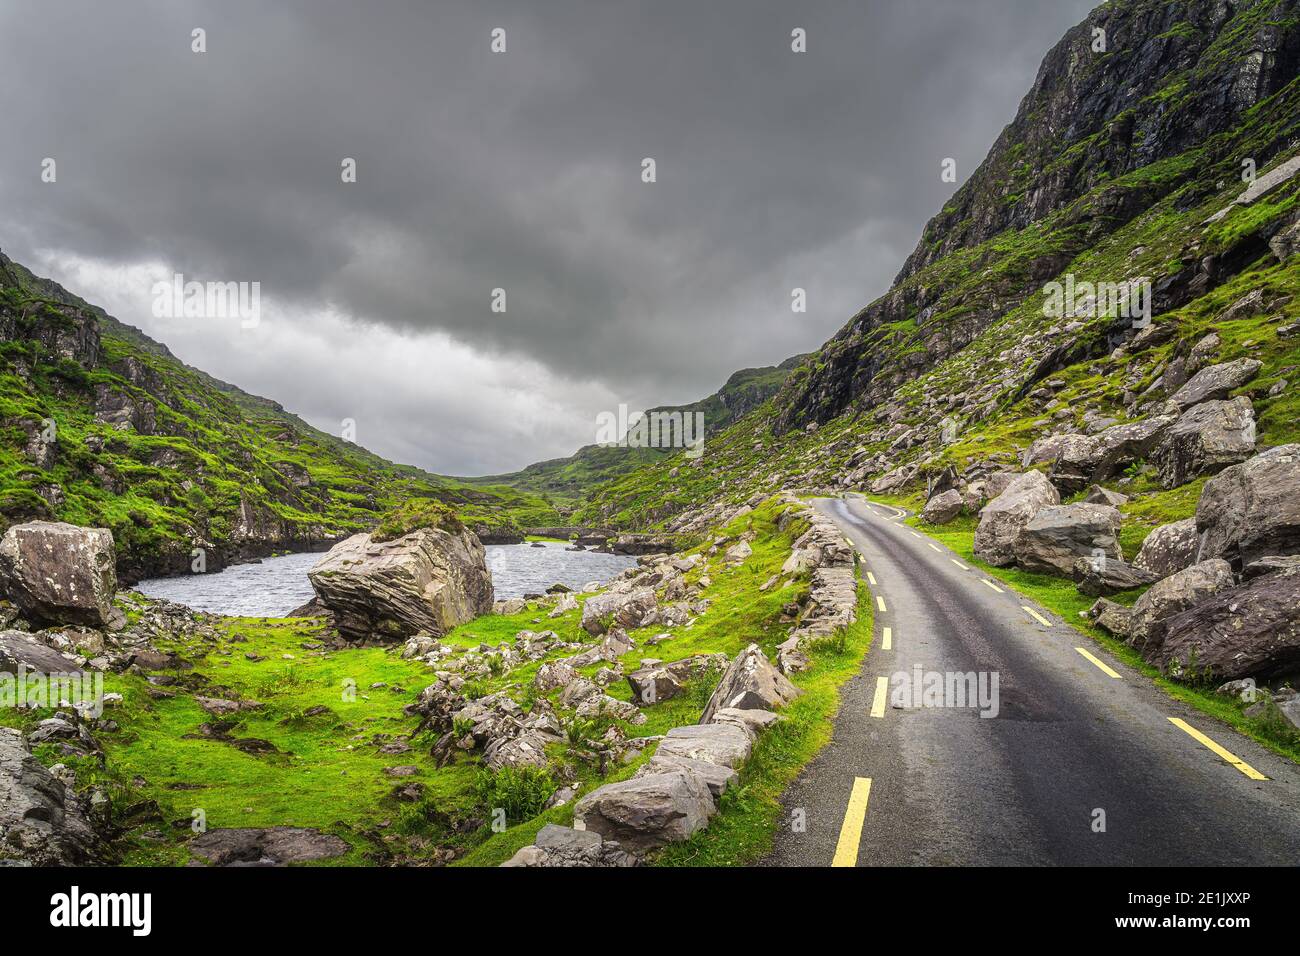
[{"left": 133, "top": 541, "right": 637, "bottom": 617}]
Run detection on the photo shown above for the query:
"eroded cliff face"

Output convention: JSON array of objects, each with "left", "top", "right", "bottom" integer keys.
[{"left": 774, "top": 0, "right": 1300, "bottom": 433}]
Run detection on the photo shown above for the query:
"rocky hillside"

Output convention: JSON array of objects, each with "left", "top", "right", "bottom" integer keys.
[
  {"left": 577, "top": 0, "right": 1300, "bottom": 542},
  {"left": 0, "top": 252, "right": 557, "bottom": 581}
]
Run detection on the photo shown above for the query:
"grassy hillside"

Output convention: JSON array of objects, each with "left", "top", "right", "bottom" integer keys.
[{"left": 0, "top": 252, "right": 558, "bottom": 580}]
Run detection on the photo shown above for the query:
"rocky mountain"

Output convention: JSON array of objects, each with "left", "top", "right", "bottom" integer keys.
[{"left": 0, "top": 252, "right": 557, "bottom": 581}]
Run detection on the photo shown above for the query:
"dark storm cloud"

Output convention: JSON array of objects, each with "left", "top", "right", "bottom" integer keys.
[{"left": 0, "top": 0, "right": 1097, "bottom": 473}]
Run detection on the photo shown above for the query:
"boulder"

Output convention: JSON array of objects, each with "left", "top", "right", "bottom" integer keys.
[
  {"left": 1132, "top": 518, "right": 1199, "bottom": 577},
  {"left": 1152, "top": 397, "right": 1255, "bottom": 489},
  {"left": 972, "top": 471, "right": 1060, "bottom": 567},
  {"left": 0, "top": 630, "right": 81, "bottom": 675},
  {"left": 1088, "top": 598, "right": 1134, "bottom": 638},
  {"left": 580, "top": 588, "right": 658, "bottom": 636},
  {"left": 699, "top": 644, "right": 801, "bottom": 724},
  {"left": 1023, "top": 434, "right": 1099, "bottom": 494},
  {"left": 1013, "top": 503, "right": 1122, "bottom": 577},
  {"left": 711, "top": 706, "right": 782, "bottom": 739},
  {"left": 626, "top": 653, "right": 726, "bottom": 705},
  {"left": 653, "top": 723, "right": 752, "bottom": 769},
  {"left": 637, "top": 754, "right": 738, "bottom": 798},
  {"left": 1129, "top": 559, "right": 1235, "bottom": 656},
  {"left": 1089, "top": 416, "right": 1176, "bottom": 480},
  {"left": 1195, "top": 444, "right": 1300, "bottom": 569},
  {"left": 1083, "top": 484, "right": 1129, "bottom": 507},
  {"left": 308, "top": 527, "right": 492, "bottom": 641},
  {"left": 1072, "top": 557, "right": 1161, "bottom": 597},
  {"left": 189, "top": 827, "right": 350, "bottom": 866},
  {"left": 501, "top": 824, "right": 639, "bottom": 867},
  {"left": 921, "top": 489, "right": 964, "bottom": 525},
  {"left": 1168, "top": 358, "right": 1262, "bottom": 409},
  {"left": 533, "top": 661, "right": 578, "bottom": 693},
  {"left": 0, "top": 522, "right": 116, "bottom": 627},
  {"left": 572, "top": 770, "right": 716, "bottom": 852},
  {"left": 1154, "top": 567, "right": 1300, "bottom": 681},
  {"left": 0, "top": 728, "right": 104, "bottom": 865}
]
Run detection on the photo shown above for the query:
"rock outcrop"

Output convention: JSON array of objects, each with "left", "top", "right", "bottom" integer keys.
[
  {"left": 973, "top": 471, "right": 1060, "bottom": 567},
  {"left": 307, "top": 526, "right": 493, "bottom": 640},
  {"left": 0, "top": 522, "right": 117, "bottom": 627},
  {"left": 0, "top": 728, "right": 105, "bottom": 865}
]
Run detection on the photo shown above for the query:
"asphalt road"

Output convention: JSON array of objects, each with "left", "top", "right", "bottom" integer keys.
[{"left": 763, "top": 495, "right": 1300, "bottom": 866}]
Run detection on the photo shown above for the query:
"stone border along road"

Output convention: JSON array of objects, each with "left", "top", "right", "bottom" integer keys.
[{"left": 762, "top": 495, "right": 1300, "bottom": 867}]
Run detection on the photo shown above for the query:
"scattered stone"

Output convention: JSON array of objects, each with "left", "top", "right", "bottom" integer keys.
[
  {"left": 189, "top": 826, "right": 350, "bottom": 866},
  {"left": 501, "top": 824, "right": 639, "bottom": 867},
  {"left": 1073, "top": 557, "right": 1161, "bottom": 597}
]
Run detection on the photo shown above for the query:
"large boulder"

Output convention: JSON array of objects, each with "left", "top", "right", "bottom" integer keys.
[
  {"left": 1072, "top": 557, "right": 1161, "bottom": 597},
  {"left": 1013, "top": 503, "right": 1122, "bottom": 577},
  {"left": 973, "top": 471, "right": 1060, "bottom": 567},
  {"left": 921, "top": 489, "right": 964, "bottom": 525},
  {"left": 698, "top": 644, "right": 801, "bottom": 724},
  {"left": 308, "top": 527, "right": 493, "bottom": 641},
  {"left": 1154, "top": 566, "right": 1300, "bottom": 681},
  {"left": 1022, "top": 434, "right": 1098, "bottom": 493},
  {"left": 1168, "top": 358, "right": 1261, "bottom": 409},
  {"left": 1129, "top": 559, "right": 1235, "bottom": 657},
  {"left": 1195, "top": 444, "right": 1300, "bottom": 569},
  {"left": 0, "top": 522, "right": 116, "bottom": 627},
  {"left": 0, "top": 728, "right": 105, "bottom": 865},
  {"left": 652, "top": 723, "right": 752, "bottom": 769},
  {"left": 1132, "top": 518, "right": 1199, "bottom": 577},
  {"left": 572, "top": 770, "right": 715, "bottom": 852},
  {"left": 581, "top": 588, "right": 658, "bottom": 636},
  {"left": 1152, "top": 397, "right": 1255, "bottom": 489},
  {"left": 1089, "top": 415, "right": 1176, "bottom": 480}
]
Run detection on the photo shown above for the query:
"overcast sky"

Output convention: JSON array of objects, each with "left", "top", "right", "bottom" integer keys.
[{"left": 0, "top": 0, "right": 1096, "bottom": 475}]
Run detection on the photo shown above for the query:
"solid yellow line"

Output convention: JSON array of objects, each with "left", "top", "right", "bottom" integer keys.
[
  {"left": 1169, "top": 718, "right": 1267, "bottom": 780},
  {"left": 876, "top": 595, "right": 887, "bottom": 613},
  {"left": 869, "top": 676, "right": 889, "bottom": 718},
  {"left": 882, "top": 626, "right": 892, "bottom": 650},
  {"left": 1022, "top": 605, "right": 1052, "bottom": 627},
  {"left": 950, "top": 559, "right": 969, "bottom": 570},
  {"left": 831, "top": 777, "right": 873, "bottom": 867},
  {"left": 1074, "top": 646, "right": 1121, "bottom": 678},
  {"left": 981, "top": 579, "right": 1004, "bottom": 593},
  {"left": 866, "top": 571, "right": 878, "bottom": 586}
]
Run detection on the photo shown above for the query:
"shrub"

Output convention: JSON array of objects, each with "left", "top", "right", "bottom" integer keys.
[
  {"left": 372, "top": 499, "right": 465, "bottom": 542},
  {"left": 474, "top": 765, "right": 555, "bottom": 825}
]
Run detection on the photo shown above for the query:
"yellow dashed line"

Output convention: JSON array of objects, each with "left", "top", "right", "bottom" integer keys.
[
  {"left": 869, "top": 676, "right": 889, "bottom": 718},
  {"left": 909, "top": 531, "right": 923, "bottom": 540},
  {"left": 1022, "top": 606, "right": 1052, "bottom": 627},
  {"left": 1169, "top": 718, "right": 1267, "bottom": 780},
  {"left": 950, "top": 559, "right": 969, "bottom": 570},
  {"left": 882, "top": 626, "right": 892, "bottom": 651},
  {"left": 866, "top": 571, "right": 878, "bottom": 586},
  {"left": 1075, "top": 646, "right": 1122, "bottom": 678},
  {"left": 876, "top": 595, "right": 887, "bottom": 613},
  {"left": 980, "top": 579, "right": 1004, "bottom": 593},
  {"left": 927, "top": 542, "right": 942, "bottom": 553},
  {"left": 831, "top": 777, "right": 873, "bottom": 867}
]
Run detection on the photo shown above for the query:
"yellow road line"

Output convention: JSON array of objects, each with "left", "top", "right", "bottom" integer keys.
[
  {"left": 1022, "top": 605, "right": 1052, "bottom": 627},
  {"left": 1169, "top": 718, "right": 1267, "bottom": 780},
  {"left": 950, "top": 559, "right": 969, "bottom": 570},
  {"left": 882, "top": 626, "right": 892, "bottom": 650},
  {"left": 831, "top": 777, "right": 873, "bottom": 867},
  {"left": 866, "top": 571, "right": 878, "bottom": 586},
  {"left": 909, "top": 531, "right": 922, "bottom": 540},
  {"left": 876, "top": 595, "right": 887, "bottom": 613},
  {"left": 981, "top": 579, "right": 1004, "bottom": 593},
  {"left": 927, "top": 542, "right": 941, "bottom": 553},
  {"left": 869, "top": 676, "right": 889, "bottom": 718},
  {"left": 1074, "top": 646, "right": 1121, "bottom": 678}
]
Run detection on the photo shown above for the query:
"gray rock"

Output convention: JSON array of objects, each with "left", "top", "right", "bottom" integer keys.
[
  {"left": 0, "top": 522, "right": 117, "bottom": 628},
  {"left": 698, "top": 644, "right": 801, "bottom": 724},
  {"left": 1088, "top": 598, "right": 1134, "bottom": 638},
  {"left": 1073, "top": 556, "right": 1161, "bottom": 597},
  {"left": 711, "top": 706, "right": 782, "bottom": 739},
  {"left": 1089, "top": 415, "right": 1177, "bottom": 480},
  {"left": 1132, "top": 518, "right": 1199, "bottom": 577},
  {"left": 580, "top": 587, "right": 658, "bottom": 636},
  {"left": 636, "top": 754, "right": 737, "bottom": 798},
  {"left": 1243, "top": 554, "right": 1300, "bottom": 580},
  {"left": 189, "top": 826, "right": 350, "bottom": 866},
  {"left": 973, "top": 471, "right": 1060, "bottom": 567},
  {"left": 1014, "top": 503, "right": 1123, "bottom": 577},
  {"left": 308, "top": 526, "right": 493, "bottom": 640},
  {"left": 1083, "top": 484, "right": 1129, "bottom": 507},
  {"left": 625, "top": 653, "right": 726, "bottom": 706},
  {"left": 0, "top": 630, "right": 81, "bottom": 675},
  {"left": 921, "top": 488, "right": 964, "bottom": 525},
  {"left": 654, "top": 723, "right": 752, "bottom": 769},
  {"left": 1168, "top": 358, "right": 1262, "bottom": 409},
  {"left": 1152, "top": 396, "right": 1255, "bottom": 489},
  {"left": 1195, "top": 444, "right": 1300, "bottom": 569},
  {"left": 1129, "top": 559, "right": 1235, "bottom": 656},
  {"left": 0, "top": 728, "right": 105, "bottom": 865},
  {"left": 501, "top": 824, "right": 640, "bottom": 867},
  {"left": 572, "top": 770, "right": 716, "bottom": 852},
  {"left": 1155, "top": 567, "right": 1300, "bottom": 681}
]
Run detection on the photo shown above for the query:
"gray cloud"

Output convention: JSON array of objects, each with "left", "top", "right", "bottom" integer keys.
[{"left": 0, "top": 0, "right": 1097, "bottom": 474}]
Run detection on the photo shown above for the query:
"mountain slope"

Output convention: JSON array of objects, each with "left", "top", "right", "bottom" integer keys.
[
  {"left": 576, "top": 0, "right": 1300, "bottom": 538},
  {"left": 0, "top": 252, "right": 558, "bottom": 580}
]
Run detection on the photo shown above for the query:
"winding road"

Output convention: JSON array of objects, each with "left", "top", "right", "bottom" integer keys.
[{"left": 764, "top": 495, "right": 1300, "bottom": 867}]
